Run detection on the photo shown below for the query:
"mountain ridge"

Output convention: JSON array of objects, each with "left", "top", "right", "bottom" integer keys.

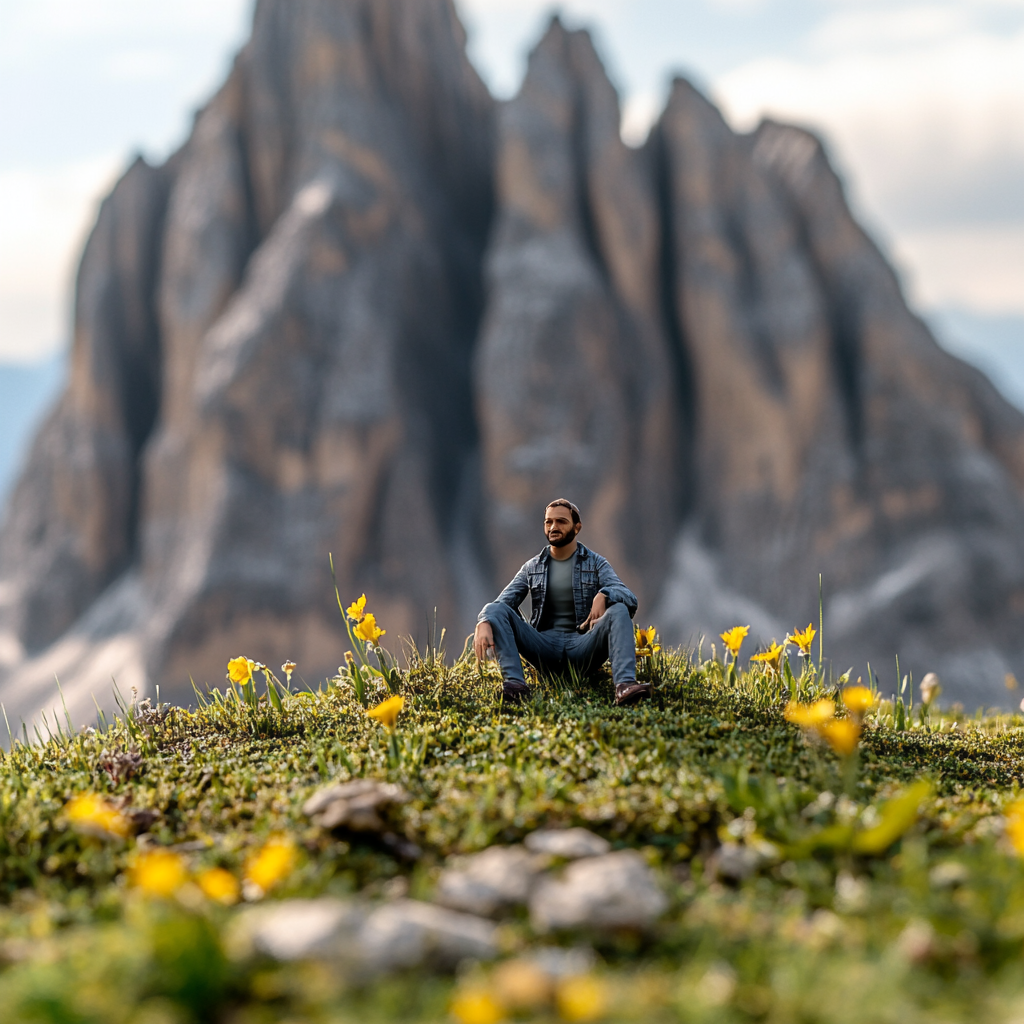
[{"left": 3, "top": 1, "right": 1024, "bottom": 730}]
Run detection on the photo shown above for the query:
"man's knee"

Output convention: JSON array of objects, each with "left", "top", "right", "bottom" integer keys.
[
  {"left": 481, "top": 602, "right": 514, "bottom": 624},
  {"left": 603, "top": 602, "right": 630, "bottom": 628}
]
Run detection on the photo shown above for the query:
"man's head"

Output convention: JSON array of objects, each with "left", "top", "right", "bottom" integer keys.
[{"left": 544, "top": 499, "right": 581, "bottom": 548}]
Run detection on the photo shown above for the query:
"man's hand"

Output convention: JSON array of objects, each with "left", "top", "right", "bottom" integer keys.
[
  {"left": 474, "top": 620, "right": 495, "bottom": 662},
  {"left": 579, "top": 592, "right": 609, "bottom": 632}
]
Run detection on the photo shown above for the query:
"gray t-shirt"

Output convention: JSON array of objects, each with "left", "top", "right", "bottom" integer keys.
[{"left": 541, "top": 551, "right": 577, "bottom": 632}]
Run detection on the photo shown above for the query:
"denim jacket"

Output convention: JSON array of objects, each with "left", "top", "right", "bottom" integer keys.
[{"left": 483, "top": 543, "right": 638, "bottom": 630}]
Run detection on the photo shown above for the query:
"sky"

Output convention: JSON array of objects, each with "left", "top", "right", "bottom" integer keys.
[{"left": 0, "top": 0, "right": 1022, "bottom": 364}]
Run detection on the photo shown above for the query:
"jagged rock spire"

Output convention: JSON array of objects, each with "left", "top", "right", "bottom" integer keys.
[{"left": 4, "top": 2, "right": 1024, "bottom": 728}]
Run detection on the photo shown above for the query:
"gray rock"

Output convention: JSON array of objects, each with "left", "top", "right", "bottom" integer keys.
[
  {"left": 527, "top": 945, "right": 597, "bottom": 978},
  {"left": 524, "top": 828, "right": 610, "bottom": 860},
  {"left": 529, "top": 850, "right": 667, "bottom": 932},
  {"left": 238, "top": 896, "right": 497, "bottom": 973},
  {"left": 0, "top": 0, "right": 495, "bottom": 724},
  {"left": 707, "top": 842, "right": 763, "bottom": 883},
  {"left": 303, "top": 779, "right": 409, "bottom": 832},
  {"left": 436, "top": 844, "right": 547, "bottom": 916},
  {"left": 359, "top": 898, "right": 499, "bottom": 971},
  {"left": 243, "top": 898, "right": 367, "bottom": 961}
]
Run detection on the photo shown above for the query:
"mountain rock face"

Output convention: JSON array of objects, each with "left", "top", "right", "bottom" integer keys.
[{"left": 4, "top": 3, "right": 1024, "bottom": 727}]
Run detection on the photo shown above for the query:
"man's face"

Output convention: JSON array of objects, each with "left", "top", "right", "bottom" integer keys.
[{"left": 544, "top": 505, "right": 579, "bottom": 548}]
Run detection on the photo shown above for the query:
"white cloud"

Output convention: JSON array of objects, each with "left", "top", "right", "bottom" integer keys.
[
  {"left": 0, "top": 156, "right": 122, "bottom": 361},
  {"left": 6, "top": 0, "right": 252, "bottom": 42},
  {"left": 713, "top": 16, "right": 1024, "bottom": 312},
  {"left": 105, "top": 49, "right": 178, "bottom": 83},
  {"left": 3, "top": 0, "right": 1024, "bottom": 368},
  {"left": 892, "top": 224, "right": 1024, "bottom": 313},
  {"left": 808, "top": 5, "right": 970, "bottom": 50},
  {"left": 621, "top": 90, "right": 664, "bottom": 146}
]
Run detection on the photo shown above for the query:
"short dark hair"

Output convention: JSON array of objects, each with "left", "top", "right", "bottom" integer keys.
[{"left": 546, "top": 498, "right": 581, "bottom": 526}]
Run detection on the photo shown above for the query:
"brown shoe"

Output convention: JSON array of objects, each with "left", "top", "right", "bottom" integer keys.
[
  {"left": 614, "top": 682, "right": 651, "bottom": 706},
  {"left": 502, "top": 681, "right": 532, "bottom": 703}
]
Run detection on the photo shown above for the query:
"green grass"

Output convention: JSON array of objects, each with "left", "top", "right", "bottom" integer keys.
[{"left": 2, "top": 640, "right": 1024, "bottom": 1023}]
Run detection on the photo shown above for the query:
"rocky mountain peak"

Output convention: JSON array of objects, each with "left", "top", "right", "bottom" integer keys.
[{"left": 3, "top": 2, "right": 1024, "bottom": 729}]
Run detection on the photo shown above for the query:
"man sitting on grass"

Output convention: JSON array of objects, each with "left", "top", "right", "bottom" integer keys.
[{"left": 473, "top": 499, "right": 649, "bottom": 706}]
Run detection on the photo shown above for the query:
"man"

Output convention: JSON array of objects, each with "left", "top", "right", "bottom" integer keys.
[{"left": 474, "top": 499, "right": 650, "bottom": 706}]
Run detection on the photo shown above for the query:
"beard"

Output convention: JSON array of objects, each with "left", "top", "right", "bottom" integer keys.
[{"left": 548, "top": 529, "right": 577, "bottom": 548}]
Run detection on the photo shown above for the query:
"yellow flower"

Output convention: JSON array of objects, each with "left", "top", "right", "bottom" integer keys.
[
  {"left": 842, "top": 686, "right": 877, "bottom": 717},
  {"left": 493, "top": 960, "right": 552, "bottom": 1010},
  {"left": 556, "top": 975, "right": 608, "bottom": 1022},
  {"left": 634, "top": 626, "right": 661, "bottom": 657},
  {"left": 788, "top": 623, "right": 817, "bottom": 657},
  {"left": 197, "top": 867, "right": 240, "bottom": 905},
  {"left": 66, "top": 793, "right": 130, "bottom": 840},
  {"left": 1006, "top": 801, "right": 1024, "bottom": 856},
  {"left": 450, "top": 988, "right": 505, "bottom": 1024},
  {"left": 751, "top": 641, "right": 788, "bottom": 673},
  {"left": 346, "top": 594, "right": 367, "bottom": 621},
  {"left": 281, "top": 661, "right": 296, "bottom": 685},
  {"left": 784, "top": 699, "right": 835, "bottom": 728},
  {"left": 353, "top": 612, "right": 386, "bottom": 644},
  {"left": 720, "top": 626, "right": 749, "bottom": 658},
  {"left": 227, "top": 656, "right": 254, "bottom": 685},
  {"left": 132, "top": 849, "right": 188, "bottom": 898},
  {"left": 367, "top": 695, "right": 405, "bottom": 730},
  {"left": 820, "top": 718, "right": 860, "bottom": 756},
  {"left": 245, "top": 835, "right": 297, "bottom": 895}
]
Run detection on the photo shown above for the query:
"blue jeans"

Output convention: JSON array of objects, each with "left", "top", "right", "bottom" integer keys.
[{"left": 480, "top": 601, "right": 636, "bottom": 686}]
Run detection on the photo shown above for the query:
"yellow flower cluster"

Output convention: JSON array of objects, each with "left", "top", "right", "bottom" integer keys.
[
  {"left": 366, "top": 694, "right": 405, "bottom": 730},
  {"left": 227, "top": 656, "right": 255, "bottom": 685},
  {"left": 347, "top": 593, "right": 386, "bottom": 644},
  {"left": 132, "top": 850, "right": 242, "bottom": 904},
  {"left": 787, "top": 622, "right": 817, "bottom": 657},
  {"left": 66, "top": 793, "right": 131, "bottom": 840},
  {"left": 1006, "top": 801, "right": 1024, "bottom": 856},
  {"left": 132, "top": 849, "right": 189, "bottom": 898},
  {"left": 634, "top": 625, "right": 661, "bottom": 657},
  {"left": 451, "top": 962, "right": 608, "bottom": 1024},
  {"left": 244, "top": 835, "right": 298, "bottom": 896},
  {"left": 739, "top": 623, "right": 817, "bottom": 672},
  {"left": 129, "top": 835, "right": 297, "bottom": 903},
  {"left": 719, "top": 625, "right": 749, "bottom": 658},
  {"left": 751, "top": 640, "right": 788, "bottom": 673},
  {"left": 784, "top": 686, "right": 877, "bottom": 756}
]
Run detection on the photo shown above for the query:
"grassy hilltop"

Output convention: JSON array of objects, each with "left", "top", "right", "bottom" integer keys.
[{"left": 3, "top": 610, "right": 1024, "bottom": 1023}]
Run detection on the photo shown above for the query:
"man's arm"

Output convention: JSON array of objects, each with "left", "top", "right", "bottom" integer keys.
[
  {"left": 579, "top": 555, "right": 638, "bottom": 631},
  {"left": 596, "top": 556, "right": 638, "bottom": 617},
  {"left": 487, "top": 564, "right": 530, "bottom": 616},
  {"left": 474, "top": 563, "right": 530, "bottom": 661}
]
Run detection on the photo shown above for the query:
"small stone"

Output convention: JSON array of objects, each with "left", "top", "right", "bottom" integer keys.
[
  {"left": 241, "top": 898, "right": 367, "bottom": 961},
  {"left": 527, "top": 945, "right": 597, "bottom": 978},
  {"left": 436, "top": 845, "right": 547, "bottom": 917},
  {"left": 529, "top": 850, "right": 667, "bottom": 932},
  {"left": 302, "top": 780, "right": 409, "bottom": 833},
  {"left": 524, "top": 828, "right": 610, "bottom": 859},
  {"left": 707, "top": 842, "right": 762, "bottom": 882},
  {"left": 359, "top": 899, "right": 499, "bottom": 971},
  {"left": 235, "top": 897, "right": 497, "bottom": 974}
]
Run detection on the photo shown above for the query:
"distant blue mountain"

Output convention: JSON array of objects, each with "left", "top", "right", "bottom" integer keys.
[
  {"left": 0, "top": 356, "right": 65, "bottom": 508},
  {"left": 929, "top": 308, "right": 1024, "bottom": 412}
]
